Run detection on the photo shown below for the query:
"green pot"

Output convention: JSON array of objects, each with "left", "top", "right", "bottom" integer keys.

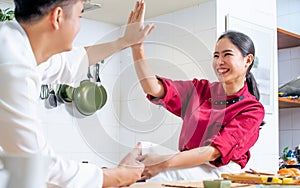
[
  {"left": 73, "top": 80, "right": 107, "bottom": 116},
  {"left": 58, "top": 84, "right": 75, "bottom": 103}
]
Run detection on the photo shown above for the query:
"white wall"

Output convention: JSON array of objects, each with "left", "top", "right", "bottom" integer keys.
[
  {"left": 216, "top": 0, "right": 278, "bottom": 173},
  {"left": 118, "top": 0, "right": 217, "bottom": 157},
  {"left": 278, "top": 0, "right": 300, "bottom": 157},
  {"left": 42, "top": 19, "right": 122, "bottom": 168},
  {"left": 277, "top": 0, "right": 300, "bottom": 35}
]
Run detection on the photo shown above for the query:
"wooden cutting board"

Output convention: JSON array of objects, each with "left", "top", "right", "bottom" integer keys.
[
  {"left": 221, "top": 173, "right": 300, "bottom": 185},
  {"left": 162, "top": 181, "right": 253, "bottom": 188},
  {"left": 129, "top": 182, "right": 252, "bottom": 188}
]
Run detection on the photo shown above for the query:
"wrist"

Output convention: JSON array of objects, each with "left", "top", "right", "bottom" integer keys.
[
  {"left": 102, "top": 167, "right": 122, "bottom": 187},
  {"left": 163, "top": 155, "right": 172, "bottom": 169},
  {"left": 131, "top": 44, "right": 143, "bottom": 51},
  {"left": 118, "top": 37, "right": 130, "bottom": 50}
]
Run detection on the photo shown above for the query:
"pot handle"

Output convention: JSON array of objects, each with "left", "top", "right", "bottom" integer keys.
[{"left": 95, "top": 62, "right": 102, "bottom": 86}]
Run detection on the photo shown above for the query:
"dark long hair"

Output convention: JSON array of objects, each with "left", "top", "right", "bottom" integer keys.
[
  {"left": 14, "top": 0, "right": 80, "bottom": 23},
  {"left": 218, "top": 31, "right": 260, "bottom": 101},
  {"left": 218, "top": 31, "right": 265, "bottom": 128}
]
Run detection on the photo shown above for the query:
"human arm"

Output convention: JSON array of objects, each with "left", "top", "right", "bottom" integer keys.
[
  {"left": 39, "top": 0, "right": 154, "bottom": 86},
  {"left": 209, "top": 102, "right": 265, "bottom": 168},
  {"left": 84, "top": 0, "right": 154, "bottom": 66},
  {"left": 124, "top": 0, "right": 164, "bottom": 98},
  {"left": 102, "top": 143, "right": 144, "bottom": 187},
  {"left": 131, "top": 45, "right": 165, "bottom": 98},
  {"left": 138, "top": 146, "right": 220, "bottom": 180}
]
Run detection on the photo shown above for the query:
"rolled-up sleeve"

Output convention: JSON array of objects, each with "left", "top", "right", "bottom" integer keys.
[
  {"left": 147, "top": 76, "right": 198, "bottom": 118},
  {"left": 210, "top": 103, "right": 264, "bottom": 168}
]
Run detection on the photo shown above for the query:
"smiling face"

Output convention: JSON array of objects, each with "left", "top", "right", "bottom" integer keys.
[{"left": 213, "top": 38, "right": 252, "bottom": 85}]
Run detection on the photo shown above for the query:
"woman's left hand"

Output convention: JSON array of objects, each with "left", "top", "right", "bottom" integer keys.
[{"left": 137, "top": 153, "right": 172, "bottom": 180}]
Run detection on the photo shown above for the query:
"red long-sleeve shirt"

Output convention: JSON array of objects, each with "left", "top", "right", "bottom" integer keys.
[{"left": 147, "top": 77, "right": 265, "bottom": 168}]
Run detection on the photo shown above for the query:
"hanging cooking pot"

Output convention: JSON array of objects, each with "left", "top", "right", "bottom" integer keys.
[
  {"left": 72, "top": 79, "right": 107, "bottom": 116},
  {"left": 58, "top": 84, "right": 75, "bottom": 103}
]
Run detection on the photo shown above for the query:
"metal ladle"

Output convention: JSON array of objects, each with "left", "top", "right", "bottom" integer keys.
[{"left": 40, "top": 84, "right": 49, "bottom": 100}]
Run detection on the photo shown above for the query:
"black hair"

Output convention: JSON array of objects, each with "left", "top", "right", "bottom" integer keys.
[
  {"left": 218, "top": 31, "right": 265, "bottom": 129},
  {"left": 13, "top": 0, "right": 80, "bottom": 23},
  {"left": 218, "top": 31, "right": 260, "bottom": 101}
]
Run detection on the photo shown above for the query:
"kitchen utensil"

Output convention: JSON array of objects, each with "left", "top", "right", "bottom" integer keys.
[
  {"left": 95, "top": 63, "right": 101, "bottom": 86},
  {"left": 40, "top": 85, "right": 49, "bottom": 100},
  {"left": 95, "top": 62, "right": 107, "bottom": 109},
  {"left": 87, "top": 66, "right": 93, "bottom": 80},
  {"left": 58, "top": 84, "right": 75, "bottom": 103},
  {"left": 56, "top": 85, "right": 65, "bottom": 104},
  {"left": 203, "top": 180, "right": 231, "bottom": 188},
  {"left": 72, "top": 80, "right": 107, "bottom": 116},
  {"left": 48, "top": 84, "right": 57, "bottom": 108},
  {"left": 221, "top": 173, "right": 297, "bottom": 185}
]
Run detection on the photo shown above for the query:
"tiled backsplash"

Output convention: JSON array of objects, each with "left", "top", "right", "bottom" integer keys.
[{"left": 277, "top": 0, "right": 300, "bottom": 156}]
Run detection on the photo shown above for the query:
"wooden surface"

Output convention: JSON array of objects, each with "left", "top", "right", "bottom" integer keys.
[
  {"left": 277, "top": 28, "right": 300, "bottom": 49},
  {"left": 277, "top": 28, "right": 300, "bottom": 108},
  {"left": 279, "top": 97, "right": 300, "bottom": 108},
  {"left": 124, "top": 182, "right": 256, "bottom": 188}
]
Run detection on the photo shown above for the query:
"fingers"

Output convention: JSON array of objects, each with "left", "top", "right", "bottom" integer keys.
[
  {"left": 132, "top": 0, "right": 145, "bottom": 23},
  {"left": 127, "top": 142, "right": 142, "bottom": 161},
  {"left": 137, "top": 0, "right": 145, "bottom": 22},
  {"left": 140, "top": 175, "right": 148, "bottom": 180},
  {"left": 137, "top": 154, "right": 145, "bottom": 162},
  {"left": 127, "top": 10, "right": 134, "bottom": 24},
  {"left": 143, "top": 23, "right": 155, "bottom": 35},
  {"left": 140, "top": 169, "right": 151, "bottom": 180}
]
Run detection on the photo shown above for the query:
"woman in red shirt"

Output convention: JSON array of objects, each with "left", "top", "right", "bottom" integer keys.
[{"left": 132, "top": 30, "right": 265, "bottom": 181}]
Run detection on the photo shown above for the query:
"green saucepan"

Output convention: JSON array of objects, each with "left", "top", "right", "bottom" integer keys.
[
  {"left": 58, "top": 84, "right": 75, "bottom": 103},
  {"left": 72, "top": 80, "right": 107, "bottom": 116}
]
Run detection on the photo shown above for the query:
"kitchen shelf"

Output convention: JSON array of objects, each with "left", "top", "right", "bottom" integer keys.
[
  {"left": 279, "top": 97, "right": 300, "bottom": 108},
  {"left": 278, "top": 28, "right": 300, "bottom": 108},
  {"left": 277, "top": 28, "right": 300, "bottom": 49}
]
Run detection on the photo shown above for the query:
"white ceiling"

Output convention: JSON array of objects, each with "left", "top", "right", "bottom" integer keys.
[{"left": 0, "top": 0, "right": 208, "bottom": 25}]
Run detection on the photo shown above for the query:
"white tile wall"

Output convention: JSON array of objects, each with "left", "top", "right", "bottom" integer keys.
[
  {"left": 39, "top": 19, "right": 121, "bottom": 167},
  {"left": 118, "top": 0, "right": 217, "bottom": 168},
  {"left": 278, "top": 0, "right": 300, "bottom": 160},
  {"left": 277, "top": 0, "right": 300, "bottom": 35},
  {"left": 278, "top": 46, "right": 300, "bottom": 152}
]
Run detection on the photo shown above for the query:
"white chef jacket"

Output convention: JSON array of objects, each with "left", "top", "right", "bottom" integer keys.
[{"left": 0, "top": 20, "right": 103, "bottom": 187}]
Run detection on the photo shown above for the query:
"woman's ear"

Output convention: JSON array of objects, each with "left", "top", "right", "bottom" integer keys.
[
  {"left": 245, "top": 54, "right": 254, "bottom": 68},
  {"left": 50, "top": 7, "right": 63, "bottom": 30}
]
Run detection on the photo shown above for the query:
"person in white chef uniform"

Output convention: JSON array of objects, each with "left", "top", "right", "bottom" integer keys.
[{"left": 0, "top": 0, "right": 155, "bottom": 187}]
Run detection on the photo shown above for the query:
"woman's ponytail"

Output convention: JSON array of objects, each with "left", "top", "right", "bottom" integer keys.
[{"left": 246, "top": 72, "right": 260, "bottom": 101}]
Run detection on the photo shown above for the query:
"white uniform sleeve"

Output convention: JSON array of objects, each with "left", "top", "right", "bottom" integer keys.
[
  {"left": 37, "top": 47, "right": 89, "bottom": 87},
  {"left": 0, "top": 63, "right": 103, "bottom": 188}
]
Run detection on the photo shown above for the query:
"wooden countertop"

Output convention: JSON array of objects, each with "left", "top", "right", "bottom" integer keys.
[{"left": 123, "top": 181, "right": 257, "bottom": 187}]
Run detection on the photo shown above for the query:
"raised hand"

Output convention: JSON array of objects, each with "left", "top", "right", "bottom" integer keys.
[{"left": 123, "top": 0, "right": 155, "bottom": 47}]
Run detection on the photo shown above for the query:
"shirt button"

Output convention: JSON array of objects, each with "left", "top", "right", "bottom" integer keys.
[{"left": 235, "top": 145, "right": 239, "bottom": 148}]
